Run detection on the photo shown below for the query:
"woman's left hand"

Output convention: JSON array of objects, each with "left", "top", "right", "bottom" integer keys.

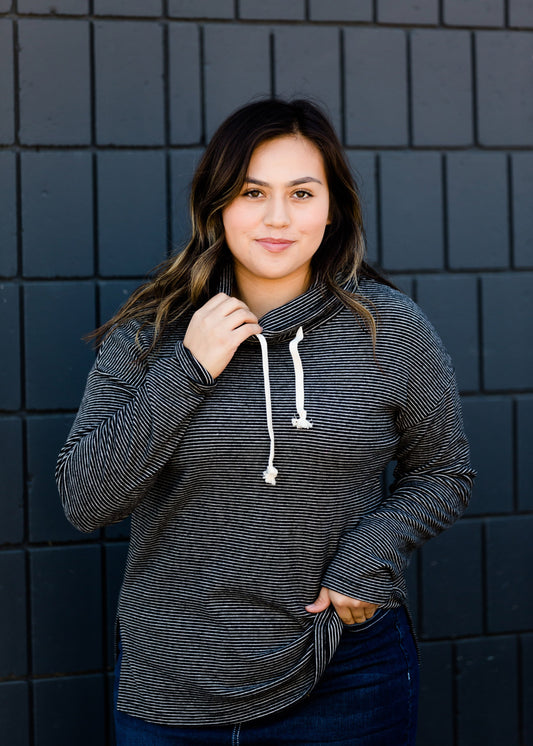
[{"left": 305, "top": 586, "right": 380, "bottom": 625}]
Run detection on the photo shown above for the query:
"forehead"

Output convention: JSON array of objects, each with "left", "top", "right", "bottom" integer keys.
[{"left": 247, "top": 135, "right": 327, "bottom": 179}]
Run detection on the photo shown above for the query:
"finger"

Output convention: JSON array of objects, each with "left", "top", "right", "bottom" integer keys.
[
  {"left": 218, "top": 296, "right": 256, "bottom": 319},
  {"left": 196, "top": 292, "right": 231, "bottom": 314},
  {"left": 305, "top": 587, "right": 331, "bottom": 613},
  {"left": 229, "top": 323, "right": 263, "bottom": 348},
  {"left": 223, "top": 307, "right": 261, "bottom": 331}
]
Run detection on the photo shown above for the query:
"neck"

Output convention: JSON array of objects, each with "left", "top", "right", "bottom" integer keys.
[{"left": 233, "top": 268, "right": 312, "bottom": 320}]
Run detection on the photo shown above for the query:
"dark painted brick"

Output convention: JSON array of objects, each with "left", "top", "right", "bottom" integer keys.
[
  {"left": 309, "top": 0, "right": 372, "bottom": 21},
  {"left": 204, "top": 24, "right": 270, "bottom": 139},
  {"left": 0, "top": 283, "right": 21, "bottom": 410},
  {"left": 0, "top": 20, "right": 14, "bottom": 143},
  {"left": 377, "top": 0, "right": 439, "bottom": 23},
  {"left": 456, "top": 637, "right": 519, "bottom": 746},
  {"left": 105, "top": 542, "right": 129, "bottom": 665},
  {"left": 523, "top": 635, "right": 533, "bottom": 746},
  {"left": 477, "top": 32, "right": 533, "bottom": 146},
  {"left": 0, "top": 418, "right": 23, "bottom": 545},
  {"left": 347, "top": 151, "right": 378, "bottom": 264},
  {"left": 98, "top": 279, "right": 143, "bottom": 326},
  {"left": 411, "top": 30, "right": 473, "bottom": 146},
  {"left": 24, "top": 282, "right": 95, "bottom": 410},
  {"left": 420, "top": 521, "right": 483, "bottom": 639},
  {"left": 517, "top": 397, "right": 533, "bottom": 511},
  {"left": 416, "top": 274, "right": 479, "bottom": 393},
  {"left": 0, "top": 551, "right": 27, "bottom": 676},
  {"left": 240, "top": 0, "right": 305, "bottom": 19},
  {"left": 444, "top": 0, "right": 504, "bottom": 26},
  {"left": 171, "top": 149, "right": 204, "bottom": 249},
  {"left": 93, "top": 0, "right": 161, "bottom": 14},
  {"left": 512, "top": 153, "right": 533, "bottom": 268},
  {"left": 390, "top": 274, "right": 414, "bottom": 297},
  {"left": 461, "top": 397, "right": 513, "bottom": 515},
  {"left": 30, "top": 545, "right": 103, "bottom": 674},
  {"left": 0, "top": 0, "right": 11, "bottom": 11},
  {"left": 97, "top": 151, "right": 167, "bottom": 276},
  {"left": 446, "top": 153, "right": 509, "bottom": 269},
  {"left": 345, "top": 29, "right": 408, "bottom": 146},
  {"left": 18, "top": 0, "right": 88, "bottom": 12},
  {"left": 380, "top": 152, "right": 443, "bottom": 271},
  {"left": 21, "top": 152, "right": 93, "bottom": 278},
  {"left": 169, "top": 23, "right": 202, "bottom": 144},
  {"left": 104, "top": 517, "right": 131, "bottom": 540},
  {"left": 168, "top": 0, "right": 234, "bottom": 17},
  {"left": 0, "top": 682, "right": 29, "bottom": 746},
  {"left": 482, "top": 273, "right": 533, "bottom": 390},
  {"left": 95, "top": 21, "right": 164, "bottom": 145},
  {"left": 0, "top": 152, "right": 17, "bottom": 277},
  {"left": 27, "top": 415, "right": 95, "bottom": 543},
  {"left": 509, "top": 0, "right": 533, "bottom": 26},
  {"left": 33, "top": 675, "right": 106, "bottom": 746},
  {"left": 486, "top": 516, "right": 533, "bottom": 632},
  {"left": 274, "top": 26, "right": 340, "bottom": 132},
  {"left": 18, "top": 19, "right": 90, "bottom": 145},
  {"left": 416, "top": 643, "right": 453, "bottom": 746}
]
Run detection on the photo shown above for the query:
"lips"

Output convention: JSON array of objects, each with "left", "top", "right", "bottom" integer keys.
[{"left": 255, "top": 238, "right": 295, "bottom": 253}]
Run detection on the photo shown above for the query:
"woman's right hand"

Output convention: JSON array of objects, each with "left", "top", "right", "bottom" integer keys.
[{"left": 183, "top": 293, "right": 262, "bottom": 378}]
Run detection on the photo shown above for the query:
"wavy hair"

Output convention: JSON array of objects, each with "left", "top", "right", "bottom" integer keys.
[{"left": 89, "top": 98, "right": 394, "bottom": 353}]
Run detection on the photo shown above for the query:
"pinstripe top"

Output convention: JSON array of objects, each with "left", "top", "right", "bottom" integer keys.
[{"left": 56, "top": 272, "right": 475, "bottom": 725}]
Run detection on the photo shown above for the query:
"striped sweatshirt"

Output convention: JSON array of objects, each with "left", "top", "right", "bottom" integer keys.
[{"left": 56, "top": 272, "right": 475, "bottom": 725}]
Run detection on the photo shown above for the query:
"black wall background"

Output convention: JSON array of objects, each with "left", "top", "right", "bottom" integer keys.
[{"left": 1, "top": 1, "right": 533, "bottom": 745}]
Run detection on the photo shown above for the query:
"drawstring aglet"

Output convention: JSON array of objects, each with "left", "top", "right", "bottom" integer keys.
[{"left": 262, "top": 465, "right": 278, "bottom": 486}]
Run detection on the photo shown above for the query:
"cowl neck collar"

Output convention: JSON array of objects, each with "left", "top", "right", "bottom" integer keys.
[{"left": 217, "top": 262, "right": 358, "bottom": 343}]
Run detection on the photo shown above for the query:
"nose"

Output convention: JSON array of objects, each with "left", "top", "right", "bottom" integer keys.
[{"left": 264, "top": 194, "right": 290, "bottom": 228}]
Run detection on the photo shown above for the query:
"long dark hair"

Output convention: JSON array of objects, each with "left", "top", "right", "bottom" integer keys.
[{"left": 89, "top": 98, "right": 394, "bottom": 353}]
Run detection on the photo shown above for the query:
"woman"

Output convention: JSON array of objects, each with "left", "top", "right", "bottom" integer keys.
[{"left": 56, "top": 98, "right": 474, "bottom": 745}]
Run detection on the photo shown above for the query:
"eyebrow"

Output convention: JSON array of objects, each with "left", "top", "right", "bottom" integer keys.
[{"left": 244, "top": 176, "right": 324, "bottom": 187}]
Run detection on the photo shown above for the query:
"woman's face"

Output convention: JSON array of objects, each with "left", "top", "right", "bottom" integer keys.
[{"left": 222, "top": 135, "right": 330, "bottom": 292}]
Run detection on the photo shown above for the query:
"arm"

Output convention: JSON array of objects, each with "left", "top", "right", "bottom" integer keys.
[
  {"left": 321, "top": 368, "right": 475, "bottom": 608},
  {"left": 57, "top": 295, "right": 262, "bottom": 533},
  {"left": 56, "top": 320, "right": 217, "bottom": 533}
]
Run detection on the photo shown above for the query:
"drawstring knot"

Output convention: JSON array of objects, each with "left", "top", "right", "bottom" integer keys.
[
  {"left": 262, "top": 464, "right": 279, "bottom": 485},
  {"left": 257, "top": 326, "right": 312, "bottom": 486}
]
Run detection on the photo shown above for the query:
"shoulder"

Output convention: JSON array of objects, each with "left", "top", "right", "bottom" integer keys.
[
  {"left": 357, "top": 277, "right": 429, "bottom": 328},
  {"left": 356, "top": 279, "right": 455, "bottom": 407},
  {"left": 357, "top": 279, "right": 449, "bottom": 359},
  {"left": 95, "top": 318, "right": 153, "bottom": 385}
]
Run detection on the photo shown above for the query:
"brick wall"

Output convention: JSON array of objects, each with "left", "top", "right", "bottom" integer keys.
[{"left": 1, "top": 2, "right": 532, "bottom": 745}]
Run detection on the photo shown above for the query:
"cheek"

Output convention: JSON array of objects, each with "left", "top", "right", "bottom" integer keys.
[
  {"left": 301, "top": 205, "right": 331, "bottom": 236},
  {"left": 222, "top": 204, "right": 256, "bottom": 238}
]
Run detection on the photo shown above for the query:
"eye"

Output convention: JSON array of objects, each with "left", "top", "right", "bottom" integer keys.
[
  {"left": 242, "top": 189, "right": 263, "bottom": 199},
  {"left": 293, "top": 190, "right": 313, "bottom": 200}
]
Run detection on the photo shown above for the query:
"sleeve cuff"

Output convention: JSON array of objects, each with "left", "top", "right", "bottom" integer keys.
[{"left": 175, "top": 341, "right": 216, "bottom": 388}]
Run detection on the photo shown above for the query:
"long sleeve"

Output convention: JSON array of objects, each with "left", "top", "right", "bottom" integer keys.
[
  {"left": 322, "top": 317, "right": 476, "bottom": 607},
  {"left": 56, "top": 320, "right": 215, "bottom": 533}
]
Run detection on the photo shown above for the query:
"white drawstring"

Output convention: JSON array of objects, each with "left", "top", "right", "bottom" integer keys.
[
  {"left": 289, "top": 326, "right": 313, "bottom": 430},
  {"left": 257, "top": 327, "right": 312, "bottom": 486},
  {"left": 257, "top": 334, "right": 278, "bottom": 485}
]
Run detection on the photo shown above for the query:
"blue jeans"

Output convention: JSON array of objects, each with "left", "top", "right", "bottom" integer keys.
[{"left": 114, "top": 606, "right": 419, "bottom": 745}]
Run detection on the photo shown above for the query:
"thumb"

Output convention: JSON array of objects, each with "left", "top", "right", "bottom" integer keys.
[{"left": 305, "top": 586, "right": 331, "bottom": 614}]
